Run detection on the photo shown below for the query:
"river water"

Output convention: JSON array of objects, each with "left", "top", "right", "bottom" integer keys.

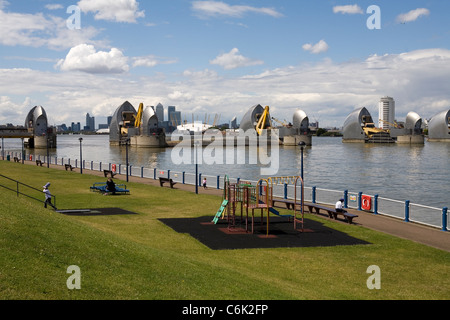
[{"left": 2, "top": 134, "right": 449, "bottom": 211}]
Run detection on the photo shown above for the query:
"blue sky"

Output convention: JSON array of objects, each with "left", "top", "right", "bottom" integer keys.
[{"left": 1, "top": 0, "right": 449, "bottom": 128}]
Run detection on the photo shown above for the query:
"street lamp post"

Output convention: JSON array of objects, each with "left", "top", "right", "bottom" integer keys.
[
  {"left": 194, "top": 141, "right": 199, "bottom": 194},
  {"left": 125, "top": 138, "right": 130, "bottom": 182},
  {"left": 46, "top": 138, "right": 50, "bottom": 168},
  {"left": 298, "top": 141, "right": 306, "bottom": 182},
  {"left": 79, "top": 137, "right": 83, "bottom": 174}
]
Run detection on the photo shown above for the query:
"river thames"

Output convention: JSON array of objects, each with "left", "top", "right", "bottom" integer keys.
[{"left": 3, "top": 134, "right": 449, "bottom": 211}]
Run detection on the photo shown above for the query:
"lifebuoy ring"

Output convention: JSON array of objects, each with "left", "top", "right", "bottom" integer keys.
[
  {"left": 362, "top": 195, "right": 372, "bottom": 211},
  {"left": 112, "top": 164, "right": 117, "bottom": 172},
  {"left": 29, "top": 155, "right": 33, "bottom": 161}
]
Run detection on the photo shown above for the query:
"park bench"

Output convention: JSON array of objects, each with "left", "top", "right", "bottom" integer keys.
[
  {"left": 90, "top": 182, "right": 130, "bottom": 194},
  {"left": 103, "top": 170, "right": 117, "bottom": 178},
  {"left": 65, "top": 164, "right": 74, "bottom": 171},
  {"left": 271, "top": 198, "right": 298, "bottom": 210},
  {"left": 36, "top": 160, "right": 43, "bottom": 166},
  {"left": 159, "top": 177, "right": 177, "bottom": 188},
  {"left": 306, "top": 203, "right": 358, "bottom": 224}
]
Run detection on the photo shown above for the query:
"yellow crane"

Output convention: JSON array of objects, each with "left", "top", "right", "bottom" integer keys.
[
  {"left": 271, "top": 117, "right": 292, "bottom": 128},
  {"left": 379, "top": 118, "right": 400, "bottom": 128},
  {"left": 134, "top": 103, "right": 144, "bottom": 128},
  {"left": 256, "top": 106, "right": 272, "bottom": 135}
]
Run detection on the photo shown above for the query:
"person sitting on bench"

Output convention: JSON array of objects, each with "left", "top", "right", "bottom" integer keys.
[
  {"left": 105, "top": 178, "right": 116, "bottom": 195},
  {"left": 335, "top": 198, "right": 346, "bottom": 213}
]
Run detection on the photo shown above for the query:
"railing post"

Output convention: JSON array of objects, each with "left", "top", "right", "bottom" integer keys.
[
  {"left": 374, "top": 194, "right": 379, "bottom": 215},
  {"left": 312, "top": 186, "right": 316, "bottom": 204},
  {"left": 442, "top": 207, "right": 448, "bottom": 232},
  {"left": 404, "top": 200, "right": 410, "bottom": 222},
  {"left": 358, "top": 192, "right": 362, "bottom": 211},
  {"left": 344, "top": 190, "right": 348, "bottom": 208}
]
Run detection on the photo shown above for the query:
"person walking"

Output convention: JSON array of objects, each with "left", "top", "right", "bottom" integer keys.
[
  {"left": 43, "top": 183, "right": 57, "bottom": 210},
  {"left": 202, "top": 177, "right": 207, "bottom": 189}
]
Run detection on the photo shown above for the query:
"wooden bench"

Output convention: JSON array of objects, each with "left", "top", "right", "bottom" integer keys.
[
  {"left": 306, "top": 203, "right": 358, "bottom": 224},
  {"left": 159, "top": 177, "right": 177, "bottom": 188},
  {"left": 103, "top": 170, "right": 117, "bottom": 178},
  {"left": 272, "top": 198, "right": 298, "bottom": 210},
  {"left": 36, "top": 160, "right": 43, "bottom": 166},
  {"left": 13, "top": 157, "right": 20, "bottom": 163},
  {"left": 65, "top": 164, "right": 74, "bottom": 171}
]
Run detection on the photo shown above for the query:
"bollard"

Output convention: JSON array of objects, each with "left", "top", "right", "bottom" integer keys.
[
  {"left": 284, "top": 183, "right": 288, "bottom": 199},
  {"left": 182, "top": 172, "right": 185, "bottom": 184},
  {"left": 217, "top": 176, "right": 220, "bottom": 190}
]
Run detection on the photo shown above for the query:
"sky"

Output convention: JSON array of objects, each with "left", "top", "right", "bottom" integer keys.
[{"left": 1, "top": 0, "right": 449, "bottom": 128}]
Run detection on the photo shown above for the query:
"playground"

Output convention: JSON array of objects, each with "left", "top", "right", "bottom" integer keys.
[
  {"left": 160, "top": 215, "right": 369, "bottom": 250},
  {"left": 160, "top": 175, "right": 369, "bottom": 250}
]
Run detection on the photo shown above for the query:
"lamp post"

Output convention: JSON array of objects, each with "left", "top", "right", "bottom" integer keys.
[
  {"left": 46, "top": 137, "right": 50, "bottom": 168},
  {"left": 125, "top": 138, "right": 130, "bottom": 182},
  {"left": 79, "top": 137, "right": 83, "bottom": 174},
  {"left": 194, "top": 140, "right": 199, "bottom": 194},
  {"left": 298, "top": 141, "right": 306, "bottom": 182}
]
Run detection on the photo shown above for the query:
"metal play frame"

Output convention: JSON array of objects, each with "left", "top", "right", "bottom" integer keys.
[{"left": 218, "top": 175, "right": 304, "bottom": 236}]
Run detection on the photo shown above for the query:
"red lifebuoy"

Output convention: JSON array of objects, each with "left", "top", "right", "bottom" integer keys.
[
  {"left": 29, "top": 155, "right": 33, "bottom": 161},
  {"left": 112, "top": 164, "right": 117, "bottom": 172},
  {"left": 362, "top": 195, "right": 372, "bottom": 211}
]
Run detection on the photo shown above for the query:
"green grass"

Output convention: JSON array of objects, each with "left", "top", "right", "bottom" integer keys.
[{"left": 0, "top": 161, "right": 449, "bottom": 300}]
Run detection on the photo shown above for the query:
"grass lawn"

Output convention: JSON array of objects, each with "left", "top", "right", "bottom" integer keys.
[{"left": 0, "top": 161, "right": 449, "bottom": 300}]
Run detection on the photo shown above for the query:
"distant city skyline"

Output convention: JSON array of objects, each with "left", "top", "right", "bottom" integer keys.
[{"left": 1, "top": 1, "right": 449, "bottom": 128}]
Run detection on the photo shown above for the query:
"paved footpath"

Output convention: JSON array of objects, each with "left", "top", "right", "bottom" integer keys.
[{"left": 24, "top": 160, "right": 450, "bottom": 253}]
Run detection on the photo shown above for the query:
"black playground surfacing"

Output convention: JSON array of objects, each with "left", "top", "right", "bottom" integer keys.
[
  {"left": 57, "top": 207, "right": 138, "bottom": 216},
  {"left": 159, "top": 216, "right": 370, "bottom": 250}
]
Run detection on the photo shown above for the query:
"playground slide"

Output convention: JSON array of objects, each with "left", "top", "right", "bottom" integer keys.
[
  {"left": 262, "top": 201, "right": 293, "bottom": 219},
  {"left": 212, "top": 200, "right": 228, "bottom": 224}
]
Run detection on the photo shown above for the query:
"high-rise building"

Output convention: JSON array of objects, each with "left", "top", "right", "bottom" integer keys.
[
  {"left": 167, "top": 106, "right": 176, "bottom": 125},
  {"left": 378, "top": 96, "right": 395, "bottom": 129},
  {"left": 155, "top": 103, "right": 164, "bottom": 122},
  {"left": 86, "top": 113, "right": 95, "bottom": 131}
]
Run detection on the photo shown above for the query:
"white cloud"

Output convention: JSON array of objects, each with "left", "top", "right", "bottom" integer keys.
[
  {"left": 1, "top": 49, "right": 450, "bottom": 128},
  {"left": 397, "top": 8, "right": 430, "bottom": 23},
  {"left": 333, "top": 5, "right": 363, "bottom": 15},
  {"left": 302, "top": 40, "right": 329, "bottom": 54},
  {"left": 0, "top": 4, "right": 103, "bottom": 50},
  {"left": 77, "top": 0, "right": 145, "bottom": 23},
  {"left": 132, "top": 55, "right": 178, "bottom": 68},
  {"left": 192, "top": 1, "right": 283, "bottom": 18},
  {"left": 210, "top": 48, "right": 264, "bottom": 70},
  {"left": 56, "top": 44, "right": 129, "bottom": 74},
  {"left": 45, "top": 4, "right": 64, "bottom": 10}
]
